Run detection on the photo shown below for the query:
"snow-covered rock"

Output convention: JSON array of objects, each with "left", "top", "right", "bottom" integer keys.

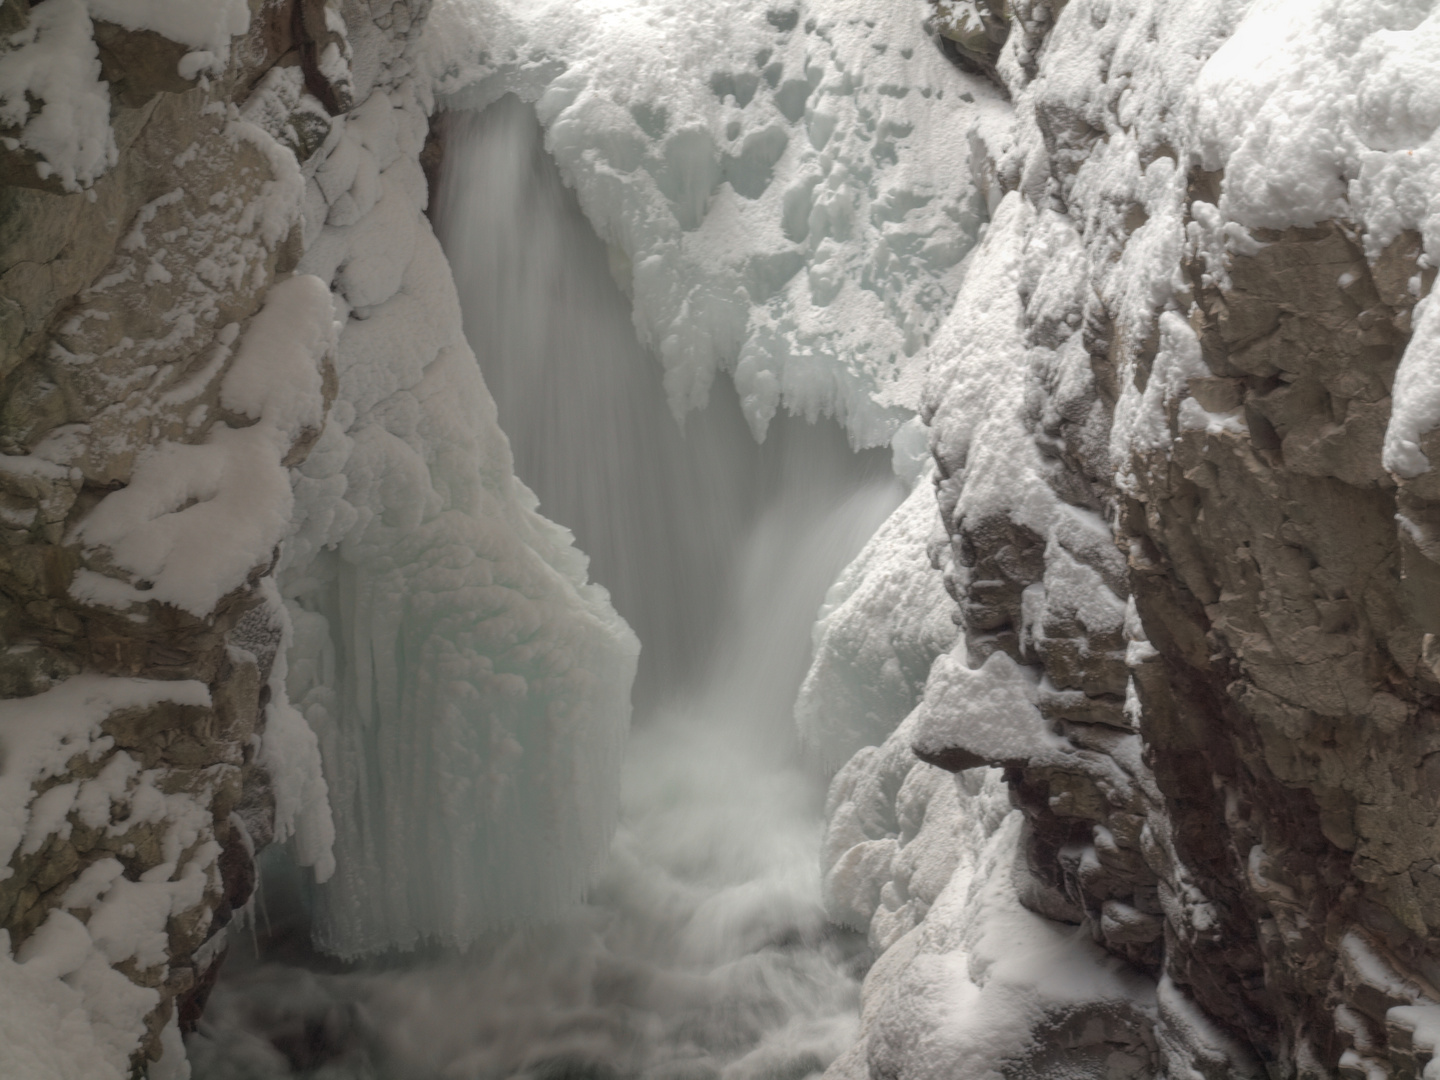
[{"left": 425, "top": 0, "right": 1003, "bottom": 450}]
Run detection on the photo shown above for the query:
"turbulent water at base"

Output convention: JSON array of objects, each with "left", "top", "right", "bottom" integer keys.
[{"left": 188, "top": 96, "right": 903, "bottom": 1080}]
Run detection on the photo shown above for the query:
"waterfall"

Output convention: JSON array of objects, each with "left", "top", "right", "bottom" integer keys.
[{"left": 188, "top": 95, "right": 903, "bottom": 1079}]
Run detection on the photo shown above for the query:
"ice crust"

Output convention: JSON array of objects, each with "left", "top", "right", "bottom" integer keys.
[
  {"left": 424, "top": 0, "right": 1002, "bottom": 450},
  {"left": 285, "top": 84, "right": 639, "bottom": 957}
]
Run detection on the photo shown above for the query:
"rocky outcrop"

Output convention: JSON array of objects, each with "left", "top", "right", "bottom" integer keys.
[
  {"left": 862, "top": 1, "right": 1440, "bottom": 1077},
  {"left": 0, "top": 0, "right": 428, "bottom": 1072},
  {"left": 1119, "top": 222, "right": 1439, "bottom": 1077}
]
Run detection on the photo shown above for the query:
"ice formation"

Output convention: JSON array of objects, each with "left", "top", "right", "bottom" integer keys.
[
  {"left": 191, "top": 464, "right": 888, "bottom": 1079},
  {"left": 281, "top": 82, "right": 639, "bottom": 956},
  {"left": 425, "top": 0, "right": 1001, "bottom": 448}
]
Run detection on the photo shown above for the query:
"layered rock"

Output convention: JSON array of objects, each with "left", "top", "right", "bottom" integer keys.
[{"left": 0, "top": 1, "right": 428, "bottom": 1072}]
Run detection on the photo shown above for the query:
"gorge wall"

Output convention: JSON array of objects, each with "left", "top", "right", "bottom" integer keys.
[
  {"left": 4, "top": 1, "right": 1440, "bottom": 1079},
  {"left": 0, "top": 0, "right": 374, "bottom": 1071},
  {"left": 820, "top": 2, "right": 1440, "bottom": 1079}
]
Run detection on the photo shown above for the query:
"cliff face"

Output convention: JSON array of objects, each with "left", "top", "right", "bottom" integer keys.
[
  {"left": 880, "top": 1, "right": 1440, "bottom": 1076},
  {"left": 0, "top": 1, "right": 428, "bottom": 1072}
]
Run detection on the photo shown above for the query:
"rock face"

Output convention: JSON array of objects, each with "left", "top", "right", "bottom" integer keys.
[
  {"left": 843, "top": 1, "right": 1440, "bottom": 1077},
  {"left": 1119, "top": 221, "right": 1439, "bottom": 1076},
  {"left": 0, "top": 0, "right": 428, "bottom": 1072}
]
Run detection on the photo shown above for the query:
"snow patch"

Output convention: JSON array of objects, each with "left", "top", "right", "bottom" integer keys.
[
  {"left": 0, "top": 0, "right": 116, "bottom": 191},
  {"left": 71, "top": 274, "right": 337, "bottom": 618},
  {"left": 0, "top": 675, "right": 227, "bottom": 1077},
  {"left": 0, "top": 675, "right": 209, "bottom": 872}
]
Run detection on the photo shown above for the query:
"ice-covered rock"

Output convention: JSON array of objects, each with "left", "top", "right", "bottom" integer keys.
[
  {"left": 843, "top": 0, "right": 1440, "bottom": 1076},
  {"left": 424, "top": 0, "right": 1003, "bottom": 451},
  {"left": 796, "top": 472, "right": 958, "bottom": 771}
]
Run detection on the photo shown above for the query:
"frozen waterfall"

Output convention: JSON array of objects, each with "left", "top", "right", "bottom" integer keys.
[{"left": 189, "top": 95, "right": 904, "bottom": 1079}]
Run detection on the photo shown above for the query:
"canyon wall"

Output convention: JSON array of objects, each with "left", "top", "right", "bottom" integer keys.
[
  {"left": 823, "top": 2, "right": 1440, "bottom": 1078},
  {"left": 0, "top": 0, "right": 640, "bottom": 1070},
  {"left": 0, "top": 1, "right": 430, "bottom": 1072}
]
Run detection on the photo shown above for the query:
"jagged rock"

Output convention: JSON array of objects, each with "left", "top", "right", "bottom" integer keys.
[
  {"left": 890, "top": 2, "right": 1440, "bottom": 1076},
  {"left": 0, "top": 0, "right": 403, "bottom": 1070},
  {"left": 927, "top": 0, "right": 1011, "bottom": 84}
]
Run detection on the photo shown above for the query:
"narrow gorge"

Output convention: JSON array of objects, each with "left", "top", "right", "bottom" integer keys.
[{"left": 3, "top": 2, "right": 1440, "bottom": 1079}]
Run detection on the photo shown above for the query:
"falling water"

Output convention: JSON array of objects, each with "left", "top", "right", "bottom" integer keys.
[{"left": 188, "top": 96, "right": 903, "bottom": 1080}]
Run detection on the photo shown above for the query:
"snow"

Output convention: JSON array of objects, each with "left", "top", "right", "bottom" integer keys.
[
  {"left": 280, "top": 83, "right": 640, "bottom": 957},
  {"left": 13, "top": 0, "right": 1440, "bottom": 1072},
  {"left": 1193, "top": 0, "right": 1440, "bottom": 254},
  {"left": 929, "top": 0, "right": 1440, "bottom": 484},
  {"left": 911, "top": 648, "right": 1063, "bottom": 768},
  {"left": 822, "top": 708, "right": 981, "bottom": 944},
  {"left": 0, "top": 676, "right": 228, "bottom": 1078},
  {"left": 0, "top": 931, "right": 127, "bottom": 1080},
  {"left": 0, "top": 675, "right": 209, "bottom": 873},
  {"left": 84, "top": 0, "right": 250, "bottom": 57},
  {"left": 921, "top": 191, "right": 1041, "bottom": 525},
  {"left": 1388, "top": 294, "right": 1440, "bottom": 475},
  {"left": 1155, "top": 974, "right": 1263, "bottom": 1078},
  {"left": 424, "top": 0, "right": 1001, "bottom": 451},
  {"left": 0, "top": 0, "right": 255, "bottom": 191},
  {"left": 823, "top": 738, "right": 1155, "bottom": 1080},
  {"left": 819, "top": 0, "right": 1440, "bottom": 1072},
  {"left": 1388, "top": 1004, "right": 1440, "bottom": 1079},
  {"left": 0, "top": 0, "right": 116, "bottom": 191},
  {"left": 71, "top": 274, "right": 338, "bottom": 618},
  {"left": 796, "top": 472, "right": 959, "bottom": 770}
]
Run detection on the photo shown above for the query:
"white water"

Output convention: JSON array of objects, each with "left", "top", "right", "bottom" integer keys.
[{"left": 188, "top": 96, "right": 902, "bottom": 1079}]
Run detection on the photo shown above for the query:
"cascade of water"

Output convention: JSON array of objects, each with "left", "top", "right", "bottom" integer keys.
[
  {"left": 188, "top": 95, "right": 903, "bottom": 1080},
  {"left": 434, "top": 95, "right": 763, "bottom": 713}
]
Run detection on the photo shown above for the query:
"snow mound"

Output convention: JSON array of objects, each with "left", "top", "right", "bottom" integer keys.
[
  {"left": 796, "top": 471, "right": 958, "bottom": 770},
  {"left": 71, "top": 275, "right": 336, "bottom": 619},
  {"left": 822, "top": 719, "right": 1155, "bottom": 1080}
]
